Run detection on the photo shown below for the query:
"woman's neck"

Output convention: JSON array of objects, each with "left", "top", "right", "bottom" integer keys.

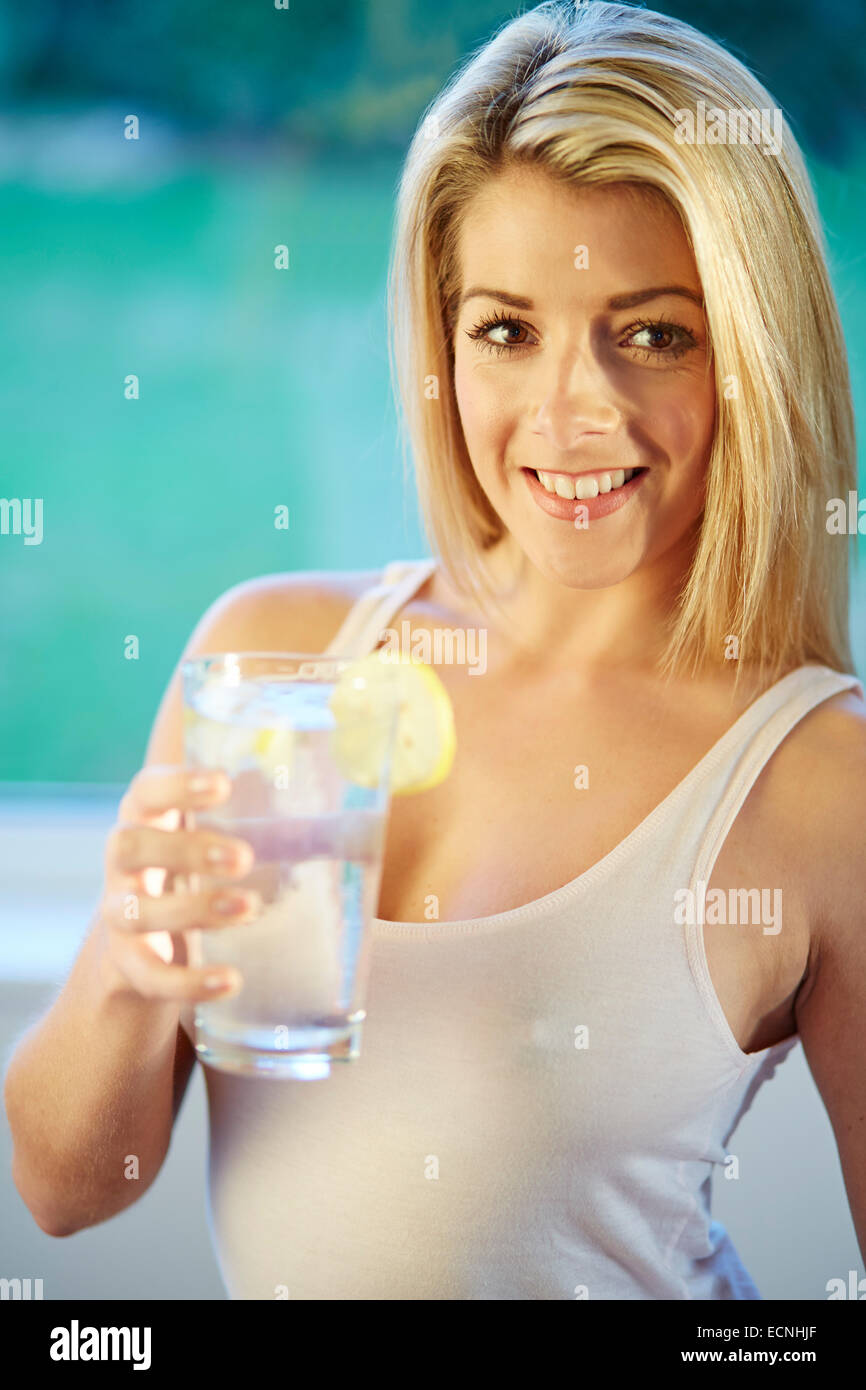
[{"left": 463, "top": 533, "right": 695, "bottom": 679}]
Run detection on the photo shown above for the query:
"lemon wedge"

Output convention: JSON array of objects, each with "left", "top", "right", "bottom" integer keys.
[
  {"left": 252, "top": 726, "right": 297, "bottom": 781},
  {"left": 183, "top": 707, "right": 258, "bottom": 770},
  {"left": 183, "top": 708, "right": 296, "bottom": 780},
  {"left": 328, "top": 651, "right": 456, "bottom": 795}
]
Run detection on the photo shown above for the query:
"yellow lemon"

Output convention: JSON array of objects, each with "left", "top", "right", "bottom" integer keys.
[
  {"left": 183, "top": 708, "right": 296, "bottom": 780},
  {"left": 328, "top": 650, "right": 456, "bottom": 795},
  {"left": 252, "top": 726, "right": 297, "bottom": 781},
  {"left": 184, "top": 707, "right": 257, "bottom": 770}
]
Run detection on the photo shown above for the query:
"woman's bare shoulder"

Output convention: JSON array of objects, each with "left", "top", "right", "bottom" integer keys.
[
  {"left": 808, "top": 683, "right": 866, "bottom": 816},
  {"left": 780, "top": 683, "right": 866, "bottom": 802},
  {"left": 193, "top": 567, "right": 386, "bottom": 654},
  {"left": 764, "top": 681, "right": 866, "bottom": 927}
]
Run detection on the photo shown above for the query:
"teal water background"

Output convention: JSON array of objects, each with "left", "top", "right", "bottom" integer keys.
[
  {"left": 0, "top": 150, "right": 429, "bottom": 779},
  {"left": 2, "top": 147, "right": 864, "bottom": 781},
  {"left": 1, "top": 2, "right": 864, "bottom": 780}
]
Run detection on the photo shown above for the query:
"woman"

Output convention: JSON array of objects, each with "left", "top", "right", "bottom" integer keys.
[{"left": 7, "top": 0, "right": 865, "bottom": 1299}]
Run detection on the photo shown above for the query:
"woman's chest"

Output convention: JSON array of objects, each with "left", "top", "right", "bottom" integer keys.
[{"left": 374, "top": 672, "right": 811, "bottom": 1056}]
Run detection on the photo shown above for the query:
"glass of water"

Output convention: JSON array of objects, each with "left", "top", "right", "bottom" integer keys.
[{"left": 180, "top": 652, "right": 401, "bottom": 1080}]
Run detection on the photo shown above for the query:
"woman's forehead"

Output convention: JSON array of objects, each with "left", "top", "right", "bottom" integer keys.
[{"left": 454, "top": 173, "right": 700, "bottom": 299}]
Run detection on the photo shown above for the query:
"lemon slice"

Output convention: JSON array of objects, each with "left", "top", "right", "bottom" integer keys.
[
  {"left": 328, "top": 651, "right": 456, "bottom": 795},
  {"left": 252, "top": 726, "right": 297, "bottom": 781},
  {"left": 183, "top": 708, "right": 296, "bottom": 781},
  {"left": 183, "top": 707, "right": 258, "bottom": 770}
]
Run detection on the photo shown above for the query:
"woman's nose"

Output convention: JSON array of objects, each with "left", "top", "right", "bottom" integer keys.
[{"left": 531, "top": 352, "right": 621, "bottom": 451}]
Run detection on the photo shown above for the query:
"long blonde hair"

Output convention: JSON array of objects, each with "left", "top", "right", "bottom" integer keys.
[{"left": 387, "top": 0, "right": 857, "bottom": 683}]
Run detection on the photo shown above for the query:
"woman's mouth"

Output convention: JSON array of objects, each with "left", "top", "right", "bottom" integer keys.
[
  {"left": 532, "top": 466, "right": 643, "bottom": 499},
  {"left": 521, "top": 465, "right": 648, "bottom": 520}
]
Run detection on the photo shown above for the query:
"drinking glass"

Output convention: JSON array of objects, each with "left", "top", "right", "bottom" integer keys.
[{"left": 180, "top": 652, "right": 400, "bottom": 1080}]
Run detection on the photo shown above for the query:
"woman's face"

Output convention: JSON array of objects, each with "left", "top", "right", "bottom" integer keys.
[{"left": 452, "top": 167, "right": 715, "bottom": 591}]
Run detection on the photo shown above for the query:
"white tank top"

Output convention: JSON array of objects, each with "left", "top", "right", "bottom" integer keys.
[{"left": 180, "top": 559, "right": 863, "bottom": 1299}]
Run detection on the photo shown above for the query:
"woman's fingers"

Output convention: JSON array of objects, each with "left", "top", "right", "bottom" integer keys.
[
  {"left": 105, "top": 824, "right": 254, "bottom": 878},
  {"left": 117, "top": 765, "right": 230, "bottom": 825},
  {"left": 102, "top": 886, "right": 261, "bottom": 935},
  {"left": 100, "top": 763, "right": 260, "bottom": 1003},
  {"left": 107, "top": 931, "right": 243, "bottom": 1002}
]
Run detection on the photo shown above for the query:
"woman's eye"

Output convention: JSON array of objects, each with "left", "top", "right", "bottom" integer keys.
[
  {"left": 464, "top": 314, "right": 535, "bottom": 355},
  {"left": 463, "top": 312, "right": 698, "bottom": 362},
  {"left": 621, "top": 319, "right": 697, "bottom": 360}
]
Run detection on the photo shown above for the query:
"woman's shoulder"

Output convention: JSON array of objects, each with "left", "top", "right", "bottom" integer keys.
[
  {"left": 783, "top": 679, "right": 866, "bottom": 798},
  {"left": 196, "top": 566, "right": 388, "bottom": 654},
  {"left": 760, "top": 676, "right": 866, "bottom": 931},
  {"left": 763, "top": 675, "right": 866, "bottom": 810}
]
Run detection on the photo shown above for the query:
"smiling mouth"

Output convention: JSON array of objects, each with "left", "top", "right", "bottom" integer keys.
[{"left": 523, "top": 467, "right": 648, "bottom": 501}]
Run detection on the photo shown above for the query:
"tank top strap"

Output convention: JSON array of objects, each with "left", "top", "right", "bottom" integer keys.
[
  {"left": 689, "top": 664, "right": 863, "bottom": 888},
  {"left": 324, "top": 558, "right": 438, "bottom": 658}
]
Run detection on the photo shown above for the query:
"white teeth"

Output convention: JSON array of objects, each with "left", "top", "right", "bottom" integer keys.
[{"left": 534, "top": 467, "right": 636, "bottom": 499}]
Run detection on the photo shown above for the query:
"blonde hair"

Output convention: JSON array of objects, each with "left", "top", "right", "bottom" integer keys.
[{"left": 387, "top": 0, "right": 857, "bottom": 683}]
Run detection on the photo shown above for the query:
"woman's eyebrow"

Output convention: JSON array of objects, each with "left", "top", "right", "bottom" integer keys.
[
  {"left": 607, "top": 286, "right": 704, "bottom": 310},
  {"left": 459, "top": 287, "right": 533, "bottom": 310},
  {"left": 458, "top": 285, "right": 704, "bottom": 311}
]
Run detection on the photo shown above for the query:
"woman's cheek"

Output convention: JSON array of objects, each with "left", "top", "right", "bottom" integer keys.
[
  {"left": 651, "top": 380, "right": 716, "bottom": 472},
  {"left": 453, "top": 358, "right": 504, "bottom": 450}
]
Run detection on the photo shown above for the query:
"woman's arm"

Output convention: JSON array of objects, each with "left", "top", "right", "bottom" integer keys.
[
  {"left": 5, "top": 915, "right": 191, "bottom": 1236},
  {"left": 3, "top": 570, "right": 368, "bottom": 1237},
  {"left": 793, "top": 688, "right": 866, "bottom": 1265}
]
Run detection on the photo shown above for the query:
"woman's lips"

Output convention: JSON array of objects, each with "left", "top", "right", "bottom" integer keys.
[{"left": 522, "top": 466, "right": 648, "bottom": 520}]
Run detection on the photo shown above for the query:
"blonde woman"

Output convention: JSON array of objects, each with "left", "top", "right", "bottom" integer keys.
[{"left": 6, "top": 0, "right": 865, "bottom": 1299}]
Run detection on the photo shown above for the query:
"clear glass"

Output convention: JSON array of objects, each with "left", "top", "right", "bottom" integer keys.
[{"left": 180, "top": 652, "right": 400, "bottom": 1080}]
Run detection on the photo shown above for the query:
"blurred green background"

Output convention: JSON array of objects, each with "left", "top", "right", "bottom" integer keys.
[{"left": 1, "top": 0, "right": 864, "bottom": 781}]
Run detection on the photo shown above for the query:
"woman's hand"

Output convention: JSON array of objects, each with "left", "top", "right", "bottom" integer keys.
[{"left": 98, "top": 766, "right": 258, "bottom": 1002}]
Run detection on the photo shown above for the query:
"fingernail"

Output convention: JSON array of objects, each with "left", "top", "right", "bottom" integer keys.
[
  {"left": 189, "top": 774, "right": 218, "bottom": 794},
  {"left": 212, "top": 892, "right": 248, "bottom": 916},
  {"left": 206, "top": 845, "right": 236, "bottom": 866},
  {"left": 204, "top": 972, "right": 239, "bottom": 993}
]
